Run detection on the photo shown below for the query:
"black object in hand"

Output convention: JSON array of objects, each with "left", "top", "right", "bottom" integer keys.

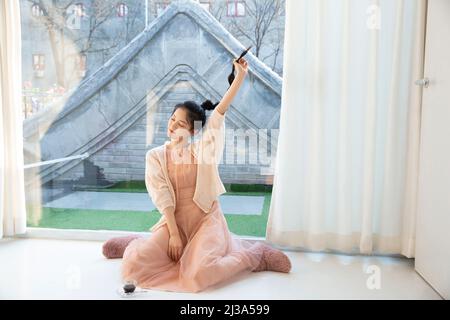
[{"left": 228, "top": 45, "right": 252, "bottom": 86}]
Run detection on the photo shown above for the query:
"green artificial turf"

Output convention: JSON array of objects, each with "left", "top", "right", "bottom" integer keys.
[
  {"left": 78, "top": 181, "right": 273, "bottom": 194},
  {"left": 27, "top": 191, "right": 271, "bottom": 237}
]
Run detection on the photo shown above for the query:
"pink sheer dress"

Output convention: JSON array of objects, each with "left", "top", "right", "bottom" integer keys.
[{"left": 120, "top": 145, "right": 264, "bottom": 293}]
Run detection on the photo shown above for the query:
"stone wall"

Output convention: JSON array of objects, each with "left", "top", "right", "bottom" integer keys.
[
  {"left": 58, "top": 80, "right": 277, "bottom": 184},
  {"left": 24, "top": 1, "right": 282, "bottom": 187}
]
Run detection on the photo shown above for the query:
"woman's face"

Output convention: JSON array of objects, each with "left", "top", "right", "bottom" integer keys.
[{"left": 167, "top": 107, "right": 193, "bottom": 141}]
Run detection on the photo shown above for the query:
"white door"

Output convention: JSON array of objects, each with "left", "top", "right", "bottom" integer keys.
[{"left": 415, "top": 0, "right": 450, "bottom": 300}]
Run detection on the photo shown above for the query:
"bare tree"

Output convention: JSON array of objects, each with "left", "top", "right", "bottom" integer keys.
[
  {"left": 27, "top": 0, "right": 122, "bottom": 87},
  {"left": 128, "top": 3, "right": 145, "bottom": 43},
  {"left": 208, "top": 1, "right": 226, "bottom": 23},
  {"left": 211, "top": 0, "right": 284, "bottom": 73},
  {"left": 75, "top": 1, "right": 119, "bottom": 55},
  {"left": 261, "top": 21, "right": 284, "bottom": 74}
]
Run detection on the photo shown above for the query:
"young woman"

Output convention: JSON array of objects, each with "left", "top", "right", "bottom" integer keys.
[{"left": 102, "top": 57, "right": 291, "bottom": 293}]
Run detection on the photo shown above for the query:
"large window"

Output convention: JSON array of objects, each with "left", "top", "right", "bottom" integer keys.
[{"left": 20, "top": 0, "right": 285, "bottom": 238}]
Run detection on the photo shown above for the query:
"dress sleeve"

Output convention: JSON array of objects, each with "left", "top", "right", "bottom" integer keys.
[
  {"left": 192, "top": 108, "right": 226, "bottom": 165},
  {"left": 145, "top": 150, "right": 174, "bottom": 214}
]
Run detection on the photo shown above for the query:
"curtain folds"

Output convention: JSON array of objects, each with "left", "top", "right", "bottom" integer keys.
[
  {"left": 0, "top": 0, "right": 27, "bottom": 238},
  {"left": 267, "top": 0, "right": 427, "bottom": 257}
]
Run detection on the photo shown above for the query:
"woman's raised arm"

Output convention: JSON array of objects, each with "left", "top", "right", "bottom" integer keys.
[
  {"left": 191, "top": 58, "right": 248, "bottom": 164},
  {"left": 215, "top": 58, "right": 249, "bottom": 116}
]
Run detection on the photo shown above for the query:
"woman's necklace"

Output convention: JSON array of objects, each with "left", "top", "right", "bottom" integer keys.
[{"left": 168, "top": 143, "right": 188, "bottom": 162}]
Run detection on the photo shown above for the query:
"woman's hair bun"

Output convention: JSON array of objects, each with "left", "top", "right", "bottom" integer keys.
[{"left": 201, "top": 99, "right": 218, "bottom": 111}]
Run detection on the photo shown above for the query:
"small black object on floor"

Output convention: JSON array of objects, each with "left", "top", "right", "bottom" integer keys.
[{"left": 123, "top": 283, "right": 136, "bottom": 294}]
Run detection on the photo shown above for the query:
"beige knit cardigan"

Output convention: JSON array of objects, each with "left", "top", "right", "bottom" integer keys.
[{"left": 145, "top": 109, "right": 227, "bottom": 232}]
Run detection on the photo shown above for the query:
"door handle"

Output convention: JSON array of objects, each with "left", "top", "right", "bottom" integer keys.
[{"left": 415, "top": 78, "right": 430, "bottom": 88}]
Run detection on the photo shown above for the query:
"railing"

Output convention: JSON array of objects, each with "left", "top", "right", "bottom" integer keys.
[{"left": 23, "top": 153, "right": 90, "bottom": 169}]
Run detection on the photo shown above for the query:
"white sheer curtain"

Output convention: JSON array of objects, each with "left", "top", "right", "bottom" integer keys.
[
  {"left": 0, "top": 0, "right": 27, "bottom": 239},
  {"left": 267, "top": 0, "right": 427, "bottom": 257}
]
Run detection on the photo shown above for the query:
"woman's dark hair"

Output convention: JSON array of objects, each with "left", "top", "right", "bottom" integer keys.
[{"left": 171, "top": 100, "right": 219, "bottom": 129}]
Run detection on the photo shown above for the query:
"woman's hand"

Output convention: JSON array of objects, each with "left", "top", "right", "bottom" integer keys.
[
  {"left": 233, "top": 57, "right": 249, "bottom": 76},
  {"left": 168, "top": 233, "right": 184, "bottom": 261}
]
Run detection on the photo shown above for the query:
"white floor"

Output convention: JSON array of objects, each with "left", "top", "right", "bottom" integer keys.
[{"left": 0, "top": 238, "right": 442, "bottom": 300}]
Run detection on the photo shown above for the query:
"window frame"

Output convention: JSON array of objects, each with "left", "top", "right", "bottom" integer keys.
[
  {"left": 74, "top": 2, "right": 86, "bottom": 17},
  {"left": 154, "top": 1, "right": 170, "bottom": 17},
  {"left": 117, "top": 2, "right": 129, "bottom": 18},
  {"left": 226, "top": 0, "right": 246, "bottom": 17},
  {"left": 30, "top": 3, "right": 44, "bottom": 17},
  {"left": 199, "top": 0, "right": 211, "bottom": 12},
  {"left": 32, "top": 53, "right": 45, "bottom": 71}
]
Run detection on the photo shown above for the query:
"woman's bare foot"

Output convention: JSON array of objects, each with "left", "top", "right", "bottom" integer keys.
[
  {"left": 253, "top": 244, "right": 292, "bottom": 273},
  {"left": 102, "top": 235, "right": 142, "bottom": 259}
]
